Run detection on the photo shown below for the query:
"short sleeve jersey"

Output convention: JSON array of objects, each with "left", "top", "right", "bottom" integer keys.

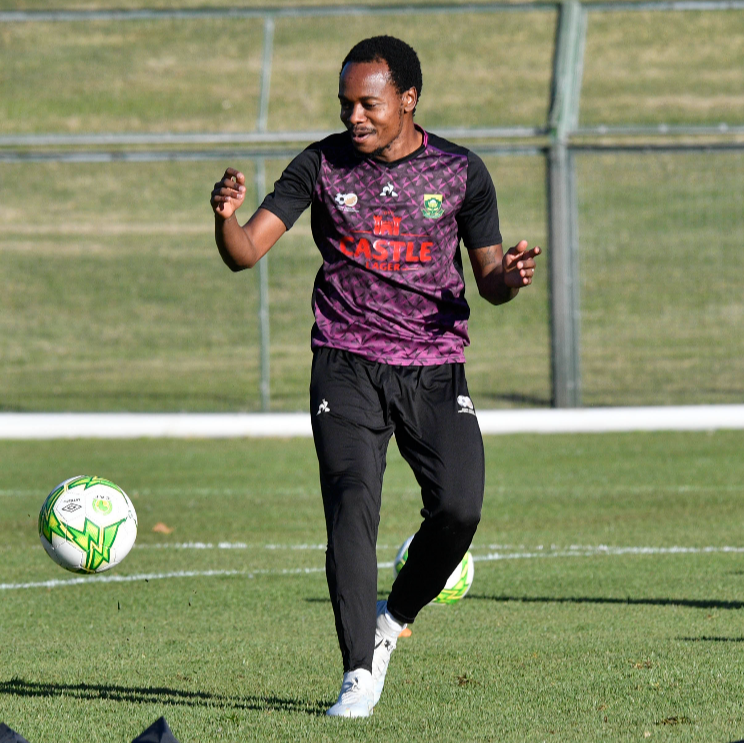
[{"left": 260, "top": 126, "right": 501, "bottom": 366}]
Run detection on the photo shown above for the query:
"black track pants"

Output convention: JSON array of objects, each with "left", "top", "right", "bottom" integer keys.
[{"left": 310, "top": 347, "right": 485, "bottom": 673}]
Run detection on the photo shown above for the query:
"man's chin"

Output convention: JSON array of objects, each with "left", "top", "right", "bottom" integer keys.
[
  {"left": 351, "top": 142, "right": 375, "bottom": 155},
  {"left": 351, "top": 140, "right": 390, "bottom": 160}
]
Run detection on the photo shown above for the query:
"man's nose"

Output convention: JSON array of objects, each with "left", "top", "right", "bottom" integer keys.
[{"left": 348, "top": 103, "right": 367, "bottom": 125}]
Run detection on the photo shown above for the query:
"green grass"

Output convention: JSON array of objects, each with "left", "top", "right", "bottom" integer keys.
[
  {"left": 3, "top": 149, "right": 742, "bottom": 411},
  {"left": 1, "top": 6, "right": 743, "bottom": 741},
  {"left": 0, "top": 19, "right": 265, "bottom": 135},
  {"left": 576, "top": 150, "right": 744, "bottom": 406},
  {"left": 0, "top": 11, "right": 556, "bottom": 135},
  {"left": 2, "top": 6, "right": 742, "bottom": 133},
  {"left": 2, "top": 431, "right": 744, "bottom": 741},
  {"left": 581, "top": 10, "right": 744, "bottom": 126},
  {"left": 0, "top": 161, "right": 263, "bottom": 411},
  {"left": 0, "top": 156, "right": 551, "bottom": 412},
  {"left": 1, "top": 3, "right": 743, "bottom": 412},
  {"left": 1, "top": 0, "right": 530, "bottom": 10}
]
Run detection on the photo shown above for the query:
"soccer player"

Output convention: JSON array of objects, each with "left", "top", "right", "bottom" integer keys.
[{"left": 210, "top": 35, "right": 540, "bottom": 717}]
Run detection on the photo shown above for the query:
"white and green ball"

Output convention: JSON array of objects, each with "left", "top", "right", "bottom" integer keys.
[
  {"left": 39, "top": 475, "right": 138, "bottom": 574},
  {"left": 393, "top": 534, "right": 474, "bottom": 605}
]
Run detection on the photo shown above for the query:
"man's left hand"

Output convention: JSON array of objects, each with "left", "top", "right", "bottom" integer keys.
[{"left": 503, "top": 240, "right": 541, "bottom": 288}]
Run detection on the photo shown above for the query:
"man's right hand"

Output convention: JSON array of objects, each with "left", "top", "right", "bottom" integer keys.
[{"left": 211, "top": 167, "right": 246, "bottom": 220}]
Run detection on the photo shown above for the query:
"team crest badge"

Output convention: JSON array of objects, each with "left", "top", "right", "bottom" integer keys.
[{"left": 422, "top": 194, "right": 444, "bottom": 219}]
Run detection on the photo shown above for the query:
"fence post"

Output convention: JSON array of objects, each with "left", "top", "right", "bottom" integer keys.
[
  {"left": 547, "top": 0, "right": 586, "bottom": 407},
  {"left": 255, "top": 158, "right": 271, "bottom": 412},
  {"left": 255, "top": 15, "right": 275, "bottom": 412}
]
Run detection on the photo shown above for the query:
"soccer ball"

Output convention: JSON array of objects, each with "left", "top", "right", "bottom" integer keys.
[
  {"left": 39, "top": 475, "right": 138, "bottom": 574},
  {"left": 393, "top": 534, "right": 474, "bottom": 605}
]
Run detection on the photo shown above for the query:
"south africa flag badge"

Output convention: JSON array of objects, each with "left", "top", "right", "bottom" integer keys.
[{"left": 422, "top": 193, "right": 444, "bottom": 219}]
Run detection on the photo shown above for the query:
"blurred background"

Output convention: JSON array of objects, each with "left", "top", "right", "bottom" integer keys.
[{"left": 1, "top": 0, "right": 742, "bottom": 413}]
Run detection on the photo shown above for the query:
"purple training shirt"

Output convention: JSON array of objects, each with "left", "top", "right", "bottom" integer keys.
[{"left": 260, "top": 126, "right": 502, "bottom": 366}]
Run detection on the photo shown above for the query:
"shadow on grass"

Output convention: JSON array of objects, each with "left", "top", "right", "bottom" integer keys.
[
  {"left": 0, "top": 677, "right": 326, "bottom": 717},
  {"left": 305, "top": 590, "right": 390, "bottom": 604},
  {"left": 677, "top": 636, "right": 744, "bottom": 643},
  {"left": 467, "top": 593, "right": 744, "bottom": 611}
]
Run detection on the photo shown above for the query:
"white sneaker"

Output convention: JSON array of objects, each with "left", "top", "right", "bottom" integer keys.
[
  {"left": 326, "top": 669, "right": 374, "bottom": 718},
  {"left": 372, "top": 600, "right": 406, "bottom": 706}
]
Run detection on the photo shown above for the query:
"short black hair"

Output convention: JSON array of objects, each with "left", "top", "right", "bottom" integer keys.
[{"left": 341, "top": 35, "right": 423, "bottom": 108}]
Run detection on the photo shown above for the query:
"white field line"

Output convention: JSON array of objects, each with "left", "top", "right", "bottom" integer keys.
[
  {"left": 0, "top": 566, "right": 325, "bottom": 592},
  {"left": 132, "top": 542, "right": 744, "bottom": 556},
  {"left": 3, "top": 544, "right": 744, "bottom": 591},
  {"left": 475, "top": 544, "right": 744, "bottom": 562},
  {"left": 135, "top": 542, "right": 328, "bottom": 550},
  {"left": 1, "top": 405, "right": 744, "bottom": 439}
]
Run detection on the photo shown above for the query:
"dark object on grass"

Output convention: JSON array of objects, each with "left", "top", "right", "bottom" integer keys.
[
  {"left": 0, "top": 724, "right": 30, "bottom": 743},
  {"left": 131, "top": 717, "right": 181, "bottom": 743}
]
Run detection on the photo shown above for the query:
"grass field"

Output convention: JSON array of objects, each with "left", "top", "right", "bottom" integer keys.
[
  {"left": 2, "top": 8, "right": 742, "bottom": 133},
  {"left": 1, "top": 4, "right": 743, "bottom": 412},
  {"left": 2, "top": 430, "right": 744, "bottom": 741},
  {"left": 576, "top": 150, "right": 744, "bottom": 407},
  {"left": 1, "top": 3, "right": 743, "bottom": 741},
  {"left": 2, "top": 147, "right": 742, "bottom": 411}
]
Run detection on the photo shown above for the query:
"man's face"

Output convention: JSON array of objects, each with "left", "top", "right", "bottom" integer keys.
[{"left": 338, "top": 60, "right": 412, "bottom": 161}]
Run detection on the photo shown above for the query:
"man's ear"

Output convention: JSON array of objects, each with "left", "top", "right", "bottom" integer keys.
[{"left": 402, "top": 87, "right": 418, "bottom": 114}]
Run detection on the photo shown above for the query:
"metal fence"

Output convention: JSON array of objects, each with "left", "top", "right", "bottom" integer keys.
[{"left": 1, "top": 1, "right": 743, "bottom": 410}]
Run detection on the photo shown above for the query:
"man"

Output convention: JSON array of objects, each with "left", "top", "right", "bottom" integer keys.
[{"left": 210, "top": 35, "right": 540, "bottom": 717}]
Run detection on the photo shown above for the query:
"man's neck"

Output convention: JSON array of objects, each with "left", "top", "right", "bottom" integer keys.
[{"left": 373, "top": 122, "right": 424, "bottom": 163}]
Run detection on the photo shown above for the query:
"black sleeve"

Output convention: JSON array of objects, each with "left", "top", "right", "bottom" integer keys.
[
  {"left": 259, "top": 145, "right": 322, "bottom": 230},
  {"left": 456, "top": 151, "right": 502, "bottom": 250}
]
